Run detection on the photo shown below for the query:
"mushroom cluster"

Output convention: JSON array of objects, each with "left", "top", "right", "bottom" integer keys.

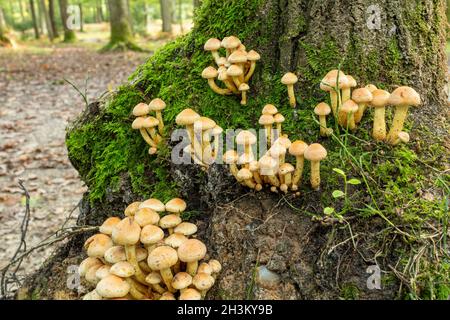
[
  {"left": 132, "top": 98, "right": 167, "bottom": 155},
  {"left": 175, "top": 108, "right": 223, "bottom": 168},
  {"left": 318, "top": 69, "right": 421, "bottom": 145},
  {"left": 79, "top": 197, "right": 221, "bottom": 300},
  {"left": 202, "top": 36, "right": 260, "bottom": 105},
  {"left": 225, "top": 105, "right": 328, "bottom": 193}
]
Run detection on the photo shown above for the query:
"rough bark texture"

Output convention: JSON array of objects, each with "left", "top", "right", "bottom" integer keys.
[
  {"left": 103, "top": 0, "right": 139, "bottom": 51},
  {"left": 58, "top": 0, "right": 76, "bottom": 42},
  {"left": 38, "top": 0, "right": 54, "bottom": 40},
  {"left": 160, "top": 0, "right": 172, "bottom": 33},
  {"left": 48, "top": 0, "right": 59, "bottom": 38},
  {"left": 29, "top": 0, "right": 40, "bottom": 39},
  {"left": 21, "top": 0, "right": 449, "bottom": 300}
]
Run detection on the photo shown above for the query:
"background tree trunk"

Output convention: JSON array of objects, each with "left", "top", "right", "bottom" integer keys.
[
  {"left": 159, "top": 0, "right": 172, "bottom": 33},
  {"left": 0, "top": 8, "right": 12, "bottom": 46},
  {"left": 103, "top": 0, "right": 139, "bottom": 51},
  {"left": 29, "top": 0, "right": 40, "bottom": 39},
  {"left": 58, "top": 0, "right": 76, "bottom": 42},
  {"left": 48, "top": 0, "right": 59, "bottom": 37},
  {"left": 78, "top": 3, "right": 83, "bottom": 31},
  {"left": 38, "top": 0, "right": 53, "bottom": 40}
]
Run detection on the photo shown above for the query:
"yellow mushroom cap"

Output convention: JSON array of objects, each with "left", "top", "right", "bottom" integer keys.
[
  {"left": 320, "top": 69, "right": 348, "bottom": 91},
  {"left": 259, "top": 155, "right": 278, "bottom": 175},
  {"left": 159, "top": 214, "right": 182, "bottom": 229},
  {"left": 216, "top": 57, "right": 227, "bottom": 66},
  {"left": 278, "top": 163, "right": 295, "bottom": 175},
  {"left": 261, "top": 104, "right": 278, "bottom": 115},
  {"left": 239, "top": 83, "right": 250, "bottom": 91},
  {"left": 95, "top": 265, "right": 111, "bottom": 280},
  {"left": 139, "top": 198, "right": 165, "bottom": 212},
  {"left": 247, "top": 50, "right": 261, "bottom": 61},
  {"left": 165, "top": 198, "right": 187, "bottom": 213},
  {"left": 177, "top": 239, "right": 207, "bottom": 263},
  {"left": 198, "top": 262, "right": 213, "bottom": 275},
  {"left": 140, "top": 225, "right": 165, "bottom": 245},
  {"left": 274, "top": 113, "right": 285, "bottom": 123},
  {"left": 133, "top": 103, "right": 150, "bottom": 117},
  {"left": 174, "top": 222, "right": 198, "bottom": 236},
  {"left": 172, "top": 272, "right": 193, "bottom": 290},
  {"left": 352, "top": 88, "right": 373, "bottom": 104},
  {"left": 134, "top": 208, "right": 160, "bottom": 227},
  {"left": 228, "top": 50, "right": 248, "bottom": 64},
  {"left": 193, "top": 272, "right": 215, "bottom": 291},
  {"left": 341, "top": 99, "right": 359, "bottom": 113},
  {"left": 164, "top": 233, "right": 188, "bottom": 248},
  {"left": 221, "top": 35, "right": 241, "bottom": 49},
  {"left": 365, "top": 84, "right": 378, "bottom": 93},
  {"left": 314, "top": 102, "right": 331, "bottom": 116},
  {"left": 227, "top": 64, "right": 243, "bottom": 77},
  {"left": 148, "top": 98, "right": 166, "bottom": 111},
  {"left": 104, "top": 246, "right": 126, "bottom": 264},
  {"left": 223, "top": 150, "right": 238, "bottom": 164},
  {"left": 84, "top": 234, "right": 113, "bottom": 258},
  {"left": 110, "top": 261, "right": 135, "bottom": 278},
  {"left": 342, "top": 75, "right": 357, "bottom": 88},
  {"left": 237, "top": 168, "right": 253, "bottom": 180},
  {"left": 194, "top": 116, "right": 217, "bottom": 132},
  {"left": 145, "top": 271, "right": 162, "bottom": 285},
  {"left": 147, "top": 245, "right": 179, "bottom": 270},
  {"left": 217, "top": 68, "right": 228, "bottom": 81},
  {"left": 304, "top": 143, "right": 327, "bottom": 162},
  {"left": 176, "top": 108, "right": 201, "bottom": 126},
  {"left": 204, "top": 38, "right": 221, "bottom": 51},
  {"left": 281, "top": 72, "right": 298, "bottom": 85},
  {"left": 95, "top": 275, "right": 130, "bottom": 298},
  {"left": 259, "top": 114, "right": 274, "bottom": 125},
  {"left": 236, "top": 130, "right": 257, "bottom": 145},
  {"left": 124, "top": 201, "right": 142, "bottom": 216},
  {"left": 269, "top": 143, "right": 287, "bottom": 158},
  {"left": 208, "top": 259, "right": 222, "bottom": 274},
  {"left": 238, "top": 153, "right": 255, "bottom": 166},
  {"left": 79, "top": 257, "right": 102, "bottom": 277},
  {"left": 159, "top": 292, "right": 176, "bottom": 300},
  {"left": 398, "top": 131, "right": 410, "bottom": 143},
  {"left": 131, "top": 117, "right": 145, "bottom": 130},
  {"left": 136, "top": 247, "right": 148, "bottom": 262},
  {"left": 211, "top": 125, "right": 223, "bottom": 135},
  {"left": 142, "top": 116, "right": 159, "bottom": 128},
  {"left": 111, "top": 217, "right": 141, "bottom": 246},
  {"left": 249, "top": 160, "right": 260, "bottom": 172},
  {"left": 99, "top": 217, "right": 121, "bottom": 235},
  {"left": 289, "top": 140, "right": 308, "bottom": 156},
  {"left": 179, "top": 288, "right": 202, "bottom": 300},
  {"left": 388, "top": 86, "right": 421, "bottom": 107},
  {"left": 274, "top": 136, "right": 291, "bottom": 149},
  {"left": 202, "top": 66, "right": 218, "bottom": 79},
  {"left": 371, "top": 89, "right": 391, "bottom": 108}
]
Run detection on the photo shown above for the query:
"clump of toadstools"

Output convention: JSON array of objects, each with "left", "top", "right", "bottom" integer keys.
[
  {"left": 317, "top": 69, "right": 421, "bottom": 145},
  {"left": 175, "top": 108, "right": 223, "bottom": 169},
  {"left": 79, "top": 197, "right": 221, "bottom": 300},
  {"left": 202, "top": 36, "right": 260, "bottom": 105},
  {"left": 224, "top": 104, "right": 327, "bottom": 194},
  {"left": 132, "top": 98, "right": 167, "bottom": 155}
]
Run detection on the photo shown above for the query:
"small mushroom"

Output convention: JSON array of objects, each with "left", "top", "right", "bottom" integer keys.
[
  {"left": 269, "top": 143, "right": 287, "bottom": 166},
  {"left": 104, "top": 246, "right": 126, "bottom": 264},
  {"left": 370, "top": 89, "right": 391, "bottom": 141},
  {"left": 165, "top": 198, "right": 187, "bottom": 216},
  {"left": 193, "top": 272, "right": 215, "bottom": 299},
  {"left": 211, "top": 125, "right": 223, "bottom": 159},
  {"left": 227, "top": 64, "right": 244, "bottom": 88},
  {"left": 159, "top": 214, "right": 182, "bottom": 234},
  {"left": 172, "top": 272, "right": 193, "bottom": 293},
  {"left": 134, "top": 208, "right": 160, "bottom": 227},
  {"left": 140, "top": 224, "right": 165, "bottom": 248},
  {"left": 258, "top": 155, "right": 280, "bottom": 187},
  {"left": 79, "top": 257, "right": 102, "bottom": 277},
  {"left": 132, "top": 117, "right": 157, "bottom": 148},
  {"left": 177, "top": 239, "right": 207, "bottom": 276},
  {"left": 221, "top": 36, "right": 241, "bottom": 58},
  {"left": 95, "top": 275, "right": 130, "bottom": 299},
  {"left": 142, "top": 116, "right": 161, "bottom": 144},
  {"left": 320, "top": 70, "right": 349, "bottom": 116},
  {"left": 95, "top": 265, "right": 111, "bottom": 280},
  {"left": 281, "top": 72, "right": 299, "bottom": 108},
  {"left": 341, "top": 75, "right": 357, "bottom": 103},
  {"left": 132, "top": 103, "right": 150, "bottom": 117},
  {"left": 147, "top": 245, "right": 179, "bottom": 292},
  {"left": 228, "top": 50, "right": 248, "bottom": 77},
  {"left": 339, "top": 99, "right": 359, "bottom": 130},
  {"left": 148, "top": 98, "right": 166, "bottom": 134},
  {"left": 202, "top": 66, "right": 231, "bottom": 95},
  {"left": 198, "top": 262, "right": 213, "bottom": 275},
  {"left": 204, "top": 38, "right": 222, "bottom": 64},
  {"left": 145, "top": 271, "right": 166, "bottom": 294},
  {"left": 237, "top": 168, "right": 257, "bottom": 189},
  {"left": 304, "top": 143, "right": 327, "bottom": 191},
  {"left": 365, "top": 84, "right": 378, "bottom": 93},
  {"left": 124, "top": 201, "right": 141, "bottom": 216},
  {"left": 239, "top": 83, "right": 250, "bottom": 105},
  {"left": 394, "top": 131, "right": 410, "bottom": 145},
  {"left": 244, "top": 50, "right": 261, "bottom": 82},
  {"left": 314, "top": 102, "right": 332, "bottom": 137},
  {"left": 261, "top": 104, "right": 278, "bottom": 115},
  {"left": 208, "top": 259, "right": 222, "bottom": 279},
  {"left": 259, "top": 114, "right": 275, "bottom": 148},
  {"left": 139, "top": 198, "right": 165, "bottom": 212},
  {"left": 174, "top": 222, "right": 198, "bottom": 237},
  {"left": 223, "top": 150, "right": 240, "bottom": 180},
  {"left": 179, "top": 288, "right": 202, "bottom": 300},
  {"left": 236, "top": 130, "right": 257, "bottom": 161},
  {"left": 99, "top": 217, "right": 121, "bottom": 235},
  {"left": 175, "top": 108, "right": 201, "bottom": 153},
  {"left": 278, "top": 163, "right": 295, "bottom": 193},
  {"left": 84, "top": 234, "right": 113, "bottom": 259},
  {"left": 352, "top": 87, "right": 373, "bottom": 124},
  {"left": 386, "top": 86, "right": 421, "bottom": 145},
  {"left": 273, "top": 113, "right": 285, "bottom": 138},
  {"left": 288, "top": 140, "right": 308, "bottom": 190}
]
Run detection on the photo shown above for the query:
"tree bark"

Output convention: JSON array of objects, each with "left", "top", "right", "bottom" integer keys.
[
  {"left": 48, "top": 0, "right": 59, "bottom": 37},
  {"left": 38, "top": 0, "right": 54, "bottom": 40},
  {"left": 78, "top": 3, "right": 83, "bottom": 32},
  {"left": 103, "top": 0, "right": 139, "bottom": 51},
  {"left": 0, "top": 8, "right": 12, "bottom": 47},
  {"left": 159, "top": 0, "right": 172, "bottom": 33},
  {"left": 29, "top": 0, "right": 40, "bottom": 39},
  {"left": 58, "top": 0, "right": 76, "bottom": 42}
]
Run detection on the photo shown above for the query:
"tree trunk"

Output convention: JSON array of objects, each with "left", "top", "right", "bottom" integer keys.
[
  {"left": 0, "top": 8, "right": 12, "bottom": 47},
  {"left": 58, "top": 0, "right": 76, "bottom": 42},
  {"left": 78, "top": 3, "right": 83, "bottom": 31},
  {"left": 48, "top": 0, "right": 59, "bottom": 37},
  {"left": 38, "top": 0, "right": 54, "bottom": 40},
  {"left": 159, "top": 0, "right": 172, "bottom": 33},
  {"left": 96, "top": 0, "right": 104, "bottom": 22},
  {"left": 29, "top": 0, "right": 40, "bottom": 39},
  {"left": 103, "top": 0, "right": 140, "bottom": 51},
  {"left": 18, "top": 0, "right": 26, "bottom": 22}
]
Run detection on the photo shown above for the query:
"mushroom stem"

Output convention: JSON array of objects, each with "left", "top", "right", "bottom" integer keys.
[
  {"left": 252, "top": 171, "right": 263, "bottom": 185},
  {"left": 341, "top": 111, "right": 356, "bottom": 130},
  {"left": 244, "top": 61, "right": 256, "bottom": 82},
  {"left": 186, "top": 261, "right": 199, "bottom": 277},
  {"left": 229, "top": 164, "right": 240, "bottom": 180},
  {"left": 354, "top": 103, "right": 367, "bottom": 124},
  {"left": 240, "top": 90, "right": 247, "bottom": 105},
  {"left": 329, "top": 91, "right": 340, "bottom": 116},
  {"left": 342, "top": 88, "right": 351, "bottom": 104},
  {"left": 284, "top": 173, "right": 293, "bottom": 188},
  {"left": 264, "top": 174, "right": 280, "bottom": 187},
  {"left": 310, "top": 161, "right": 321, "bottom": 191},
  {"left": 264, "top": 125, "right": 272, "bottom": 147},
  {"left": 207, "top": 79, "right": 231, "bottom": 95},
  {"left": 276, "top": 122, "right": 282, "bottom": 137},
  {"left": 124, "top": 245, "right": 148, "bottom": 285},
  {"left": 151, "top": 283, "right": 166, "bottom": 294},
  {"left": 386, "top": 105, "right": 409, "bottom": 144},
  {"left": 318, "top": 115, "right": 329, "bottom": 137},
  {"left": 146, "top": 127, "right": 161, "bottom": 144},
  {"left": 287, "top": 84, "right": 296, "bottom": 108},
  {"left": 125, "top": 278, "right": 147, "bottom": 300},
  {"left": 372, "top": 107, "right": 387, "bottom": 141},
  {"left": 139, "top": 129, "right": 157, "bottom": 148},
  {"left": 292, "top": 156, "right": 305, "bottom": 186},
  {"left": 160, "top": 268, "right": 176, "bottom": 292},
  {"left": 155, "top": 111, "right": 164, "bottom": 134},
  {"left": 222, "top": 79, "right": 239, "bottom": 93},
  {"left": 211, "top": 51, "right": 221, "bottom": 65},
  {"left": 243, "top": 178, "right": 256, "bottom": 189}
]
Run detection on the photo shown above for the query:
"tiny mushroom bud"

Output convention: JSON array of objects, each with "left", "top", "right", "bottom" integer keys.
[
  {"left": 159, "top": 214, "right": 182, "bottom": 234},
  {"left": 165, "top": 198, "right": 187, "bottom": 216},
  {"left": 304, "top": 143, "right": 327, "bottom": 191},
  {"left": 202, "top": 66, "right": 231, "bottom": 95},
  {"left": 177, "top": 239, "right": 207, "bottom": 276},
  {"left": 198, "top": 262, "right": 213, "bottom": 275},
  {"left": 261, "top": 104, "right": 278, "bottom": 115},
  {"left": 99, "top": 217, "right": 121, "bottom": 235},
  {"left": 134, "top": 208, "right": 160, "bottom": 227},
  {"left": 339, "top": 99, "right": 359, "bottom": 130},
  {"left": 395, "top": 131, "right": 410, "bottom": 145},
  {"left": 237, "top": 168, "right": 257, "bottom": 189},
  {"left": 352, "top": 87, "right": 373, "bottom": 124},
  {"left": 239, "top": 83, "right": 250, "bottom": 105},
  {"left": 204, "top": 38, "right": 222, "bottom": 64},
  {"left": 386, "top": 86, "right": 421, "bottom": 145},
  {"left": 370, "top": 89, "right": 391, "bottom": 141},
  {"left": 289, "top": 140, "right": 308, "bottom": 189},
  {"left": 281, "top": 72, "right": 299, "bottom": 108},
  {"left": 314, "top": 102, "right": 332, "bottom": 137},
  {"left": 244, "top": 50, "right": 261, "bottom": 82},
  {"left": 133, "top": 103, "right": 150, "bottom": 117},
  {"left": 147, "top": 245, "right": 179, "bottom": 292},
  {"left": 148, "top": 98, "right": 166, "bottom": 134},
  {"left": 193, "top": 272, "right": 215, "bottom": 298},
  {"left": 96, "top": 275, "right": 130, "bottom": 299},
  {"left": 208, "top": 259, "right": 222, "bottom": 278}
]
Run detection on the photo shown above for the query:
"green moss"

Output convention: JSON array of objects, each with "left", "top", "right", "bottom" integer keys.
[{"left": 340, "top": 283, "right": 360, "bottom": 300}]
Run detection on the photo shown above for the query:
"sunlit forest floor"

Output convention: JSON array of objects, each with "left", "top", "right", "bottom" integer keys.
[{"left": 0, "top": 22, "right": 192, "bottom": 280}]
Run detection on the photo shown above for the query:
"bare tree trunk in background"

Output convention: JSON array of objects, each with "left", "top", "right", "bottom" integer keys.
[
  {"left": 48, "top": 0, "right": 59, "bottom": 37},
  {"left": 145, "top": 3, "right": 151, "bottom": 33},
  {"left": 29, "top": 0, "right": 40, "bottom": 38},
  {"left": 58, "top": 0, "right": 76, "bottom": 42},
  {"left": 125, "top": 0, "right": 133, "bottom": 34},
  {"left": 78, "top": 3, "right": 83, "bottom": 32},
  {"left": 18, "top": 0, "right": 26, "bottom": 22},
  {"left": 96, "top": 0, "right": 104, "bottom": 22},
  {"left": 0, "top": 7, "right": 13, "bottom": 46},
  {"left": 159, "top": 0, "right": 172, "bottom": 33},
  {"left": 38, "top": 0, "right": 54, "bottom": 40}
]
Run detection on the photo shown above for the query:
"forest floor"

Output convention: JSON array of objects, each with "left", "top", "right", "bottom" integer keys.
[{"left": 0, "top": 43, "right": 149, "bottom": 288}]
